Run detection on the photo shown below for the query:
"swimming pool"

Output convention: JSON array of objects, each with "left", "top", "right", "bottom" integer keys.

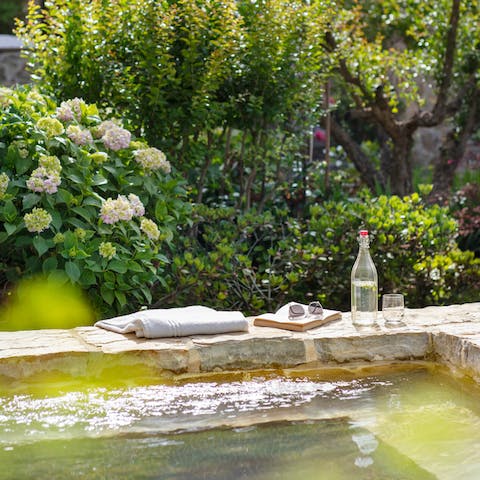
[{"left": 1, "top": 363, "right": 480, "bottom": 479}]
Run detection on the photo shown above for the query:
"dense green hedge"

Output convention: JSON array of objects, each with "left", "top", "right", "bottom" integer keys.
[
  {"left": 17, "top": 0, "right": 330, "bottom": 209},
  {"left": 160, "top": 194, "right": 480, "bottom": 314}
]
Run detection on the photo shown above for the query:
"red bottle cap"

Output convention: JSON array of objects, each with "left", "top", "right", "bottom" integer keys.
[{"left": 359, "top": 230, "right": 369, "bottom": 236}]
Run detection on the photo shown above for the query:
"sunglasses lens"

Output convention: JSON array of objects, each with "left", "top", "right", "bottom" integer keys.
[
  {"left": 308, "top": 301, "right": 323, "bottom": 316},
  {"left": 288, "top": 304, "right": 305, "bottom": 318}
]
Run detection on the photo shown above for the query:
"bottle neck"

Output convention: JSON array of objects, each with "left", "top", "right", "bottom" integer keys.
[{"left": 358, "top": 235, "right": 370, "bottom": 249}]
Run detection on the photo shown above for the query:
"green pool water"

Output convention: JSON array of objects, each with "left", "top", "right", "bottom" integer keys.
[{"left": 1, "top": 363, "right": 480, "bottom": 479}]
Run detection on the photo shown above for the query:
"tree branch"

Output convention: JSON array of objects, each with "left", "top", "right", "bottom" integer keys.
[
  {"left": 330, "top": 117, "right": 385, "bottom": 191},
  {"left": 406, "top": 0, "right": 461, "bottom": 129},
  {"left": 325, "top": 30, "right": 402, "bottom": 140}
]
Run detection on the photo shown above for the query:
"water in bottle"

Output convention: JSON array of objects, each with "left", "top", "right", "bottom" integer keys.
[{"left": 351, "top": 230, "right": 378, "bottom": 326}]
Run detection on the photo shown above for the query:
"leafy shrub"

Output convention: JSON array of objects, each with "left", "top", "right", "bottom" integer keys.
[
  {"left": 450, "top": 183, "right": 480, "bottom": 257},
  {"left": 16, "top": 0, "right": 329, "bottom": 210},
  {"left": 161, "top": 194, "right": 480, "bottom": 314},
  {"left": 0, "top": 86, "right": 189, "bottom": 318},
  {"left": 308, "top": 193, "right": 480, "bottom": 308},
  {"left": 159, "top": 206, "right": 298, "bottom": 314}
]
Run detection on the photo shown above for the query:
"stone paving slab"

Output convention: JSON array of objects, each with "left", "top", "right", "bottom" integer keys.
[{"left": 0, "top": 303, "right": 479, "bottom": 382}]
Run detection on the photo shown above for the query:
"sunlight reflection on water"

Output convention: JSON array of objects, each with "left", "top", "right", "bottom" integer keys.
[{"left": 2, "top": 366, "right": 480, "bottom": 479}]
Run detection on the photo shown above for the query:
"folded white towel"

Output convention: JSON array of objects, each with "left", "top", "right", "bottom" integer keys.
[{"left": 94, "top": 305, "right": 248, "bottom": 338}]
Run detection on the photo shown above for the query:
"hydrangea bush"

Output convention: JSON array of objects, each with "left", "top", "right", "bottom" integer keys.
[{"left": 0, "top": 87, "right": 189, "bottom": 317}]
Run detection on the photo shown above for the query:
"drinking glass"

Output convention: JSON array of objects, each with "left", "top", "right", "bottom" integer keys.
[{"left": 382, "top": 294, "right": 405, "bottom": 325}]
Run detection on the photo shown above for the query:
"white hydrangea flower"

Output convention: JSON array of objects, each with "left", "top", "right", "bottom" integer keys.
[
  {"left": 134, "top": 147, "right": 171, "bottom": 173},
  {"left": 140, "top": 218, "right": 160, "bottom": 241},
  {"left": 24, "top": 208, "right": 52, "bottom": 233}
]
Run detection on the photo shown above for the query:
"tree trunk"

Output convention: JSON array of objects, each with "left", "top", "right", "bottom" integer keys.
[
  {"left": 324, "top": 0, "right": 463, "bottom": 197},
  {"left": 382, "top": 133, "right": 414, "bottom": 196}
]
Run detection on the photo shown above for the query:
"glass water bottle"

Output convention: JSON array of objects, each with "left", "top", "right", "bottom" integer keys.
[{"left": 351, "top": 229, "right": 378, "bottom": 326}]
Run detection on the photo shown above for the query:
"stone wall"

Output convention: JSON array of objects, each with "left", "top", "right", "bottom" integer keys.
[
  {"left": 1, "top": 303, "right": 480, "bottom": 382},
  {"left": 0, "top": 35, "right": 30, "bottom": 86}
]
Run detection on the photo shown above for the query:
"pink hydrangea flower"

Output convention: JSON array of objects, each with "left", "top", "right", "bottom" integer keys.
[
  {"left": 66, "top": 125, "right": 93, "bottom": 146},
  {"left": 26, "top": 167, "right": 61, "bottom": 194},
  {"left": 56, "top": 98, "right": 85, "bottom": 122},
  {"left": 56, "top": 102, "right": 75, "bottom": 122},
  {"left": 115, "top": 195, "right": 135, "bottom": 221},
  {"left": 102, "top": 125, "right": 131, "bottom": 151},
  {"left": 94, "top": 120, "right": 118, "bottom": 139},
  {"left": 128, "top": 193, "right": 145, "bottom": 217},
  {"left": 100, "top": 198, "right": 121, "bottom": 224}
]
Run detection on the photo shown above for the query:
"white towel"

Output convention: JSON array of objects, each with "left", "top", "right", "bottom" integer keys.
[{"left": 94, "top": 305, "right": 248, "bottom": 338}]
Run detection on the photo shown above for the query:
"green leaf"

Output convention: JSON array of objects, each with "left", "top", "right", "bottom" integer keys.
[
  {"left": 56, "top": 188, "right": 74, "bottom": 205},
  {"left": 65, "top": 261, "right": 81, "bottom": 282},
  {"left": 65, "top": 172, "right": 83, "bottom": 184},
  {"left": 92, "top": 173, "right": 108, "bottom": 186},
  {"left": 127, "top": 260, "right": 144, "bottom": 272},
  {"left": 155, "top": 200, "right": 168, "bottom": 221},
  {"left": 102, "top": 165, "right": 117, "bottom": 175},
  {"left": 42, "top": 256, "right": 58, "bottom": 273},
  {"left": 22, "top": 193, "right": 41, "bottom": 210},
  {"left": 14, "top": 235, "right": 32, "bottom": 247},
  {"left": 63, "top": 231, "right": 77, "bottom": 250},
  {"left": 79, "top": 269, "right": 97, "bottom": 286},
  {"left": 71, "top": 206, "right": 94, "bottom": 222},
  {"left": 109, "top": 260, "right": 128, "bottom": 273},
  {"left": 9, "top": 148, "right": 33, "bottom": 174},
  {"left": 141, "top": 286, "right": 152, "bottom": 304},
  {"left": 66, "top": 217, "right": 88, "bottom": 229},
  {"left": 100, "top": 284, "right": 115, "bottom": 305},
  {"left": 83, "top": 195, "right": 102, "bottom": 207},
  {"left": 104, "top": 271, "right": 116, "bottom": 283},
  {"left": 156, "top": 254, "right": 169, "bottom": 263},
  {"left": 115, "top": 290, "right": 127, "bottom": 307},
  {"left": 25, "top": 255, "right": 41, "bottom": 272},
  {"left": 85, "top": 259, "right": 103, "bottom": 272},
  {"left": 4, "top": 222, "right": 18, "bottom": 236},
  {"left": 48, "top": 270, "right": 69, "bottom": 285},
  {"left": 50, "top": 210, "right": 63, "bottom": 230},
  {"left": 33, "top": 236, "right": 51, "bottom": 256},
  {"left": 3, "top": 200, "right": 17, "bottom": 223}
]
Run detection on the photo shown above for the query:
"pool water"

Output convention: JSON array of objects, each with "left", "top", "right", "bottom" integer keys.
[{"left": 1, "top": 363, "right": 480, "bottom": 479}]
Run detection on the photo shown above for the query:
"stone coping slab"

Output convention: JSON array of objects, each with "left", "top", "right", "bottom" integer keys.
[
  {"left": 0, "top": 34, "right": 22, "bottom": 50},
  {"left": 1, "top": 303, "right": 480, "bottom": 382}
]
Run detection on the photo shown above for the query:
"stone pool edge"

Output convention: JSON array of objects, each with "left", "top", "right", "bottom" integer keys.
[{"left": 1, "top": 303, "right": 480, "bottom": 382}]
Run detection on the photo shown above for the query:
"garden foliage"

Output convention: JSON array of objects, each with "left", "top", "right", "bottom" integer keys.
[
  {"left": 162, "top": 194, "right": 480, "bottom": 315},
  {"left": 16, "top": 0, "right": 331, "bottom": 210},
  {"left": 5, "top": 0, "right": 479, "bottom": 319},
  {"left": 17, "top": 0, "right": 480, "bottom": 203},
  {"left": 0, "top": 86, "right": 478, "bottom": 318},
  {"left": 0, "top": 87, "right": 189, "bottom": 317},
  {"left": 450, "top": 183, "right": 480, "bottom": 257}
]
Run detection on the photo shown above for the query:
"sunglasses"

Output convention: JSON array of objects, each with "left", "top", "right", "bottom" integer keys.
[{"left": 288, "top": 301, "right": 323, "bottom": 320}]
